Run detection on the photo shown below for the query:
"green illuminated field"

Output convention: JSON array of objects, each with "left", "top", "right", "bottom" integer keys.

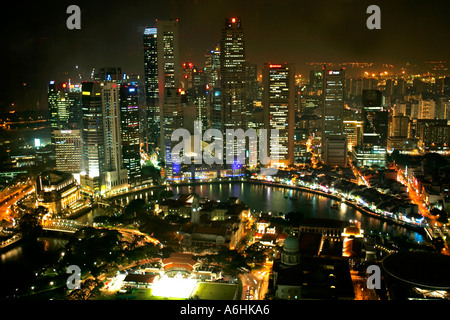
[{"left": 191, "top": 282, "right": 238, "bottom": 300}]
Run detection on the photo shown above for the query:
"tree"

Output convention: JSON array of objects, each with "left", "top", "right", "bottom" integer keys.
[{"left": 17, "top": 213, "right": 42, "bottom": 240}]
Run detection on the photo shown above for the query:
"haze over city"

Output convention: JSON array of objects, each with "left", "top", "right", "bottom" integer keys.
[{"left": 2, "top": 0, "right": 450, "bottom": 111}]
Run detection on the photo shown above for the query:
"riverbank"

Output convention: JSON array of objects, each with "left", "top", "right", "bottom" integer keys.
[{"left": 106, "top": 178, "right": 426, "bottom": 237}]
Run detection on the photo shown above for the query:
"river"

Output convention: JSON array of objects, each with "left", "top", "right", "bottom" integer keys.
[{"left": 0, "top": 181, "right": 425, "bottom": 297}]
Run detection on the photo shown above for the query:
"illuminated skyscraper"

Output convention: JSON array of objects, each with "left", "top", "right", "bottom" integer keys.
[
  {"left": 322, "top": 67, "right": 347, "bottom": 167},
  {"left": 53, "top": 129, "right": 82, "bottom": 174},
  {"left": 144, "top": 20, "right": 181, "bottom": 179},
  {"left": 220, "top": 17, "right": 247, "bottom": 131},
  {"left": 48, "top": 81, "right": 82, "bottom": 142},
  {"left": 143, "top": 26, "right": 159, "bottom": 152},
  {"left": 322, "top": 68, "right": 345, "bottom": 138},
  {"left": 120, "top": 84, "right": 142, "bottom": 186},
  {"left": 80, "top": 82, "right": 105, "bottom": 196},
  {"left": 263, "top": 63, "right": 295, "bottom": 167},
  {"left": 220, "top": 17, "right": 248, "bottom": 172},
  {"left": 102, "top": 82, "right": 128, "bottom": 194}
]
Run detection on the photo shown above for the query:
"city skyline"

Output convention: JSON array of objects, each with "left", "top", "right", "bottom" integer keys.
[{"left": 2, "top": 0, "right": 450, "bottom": 111}]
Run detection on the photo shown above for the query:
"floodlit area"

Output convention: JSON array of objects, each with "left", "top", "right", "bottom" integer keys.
[{"left": 152, "top": 276, "right": 198, "bottom": 299}]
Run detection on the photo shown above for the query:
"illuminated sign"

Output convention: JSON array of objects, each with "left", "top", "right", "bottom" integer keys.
[
  {"left": 144, "top": 28, "right": 157, "bottom": 35},
  {"left": 128, "top": 87, "right": 136, "bottom": 93},
  {"left": 231, "top": 18, "right": 236, "bottom": 23},
  {"left": 49, "top": 81, "right": 55, "bottom": 85},
  {"left": 269, "top": 64, "right": 282, "bottom": 68},
  {"left": 328, "top": 70, "right": 341, "bottom": 75}
]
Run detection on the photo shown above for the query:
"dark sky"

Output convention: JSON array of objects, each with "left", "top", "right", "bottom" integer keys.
[{"left": 1, "top": 0, "right": 450, "bottom": 111}]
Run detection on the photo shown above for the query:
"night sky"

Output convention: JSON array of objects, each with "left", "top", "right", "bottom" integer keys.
[{"left": 1, "top": 0, "right": 449, "bottom": 112}]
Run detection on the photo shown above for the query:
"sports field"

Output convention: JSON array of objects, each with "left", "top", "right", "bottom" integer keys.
[{"left": 192, "top": 282, "right": 238, "bottom": 300}]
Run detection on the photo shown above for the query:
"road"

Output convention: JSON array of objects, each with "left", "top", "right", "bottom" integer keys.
[
  {"left": 0, "top": 184, "right": 34, "bottom": 221},
  {"left": 239, "top": 264, "right": 271, "bottom": 300}
]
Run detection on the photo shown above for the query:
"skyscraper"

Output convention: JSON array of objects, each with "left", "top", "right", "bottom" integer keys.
[
  {"left": 322, "top": 68, "right": 345, "bottom": 138},
  {"left": 102, "top": 82, "right": 128, "bottom": 194},
  {"left": 361, "top": 89, "right": 388, "bottom": 148},
  {"left": 143, "top": 26, "right": 159, "bottom": 152},
  {"left": 220, "top": 17, "right": 247, "bottom": 131},
  {"left": 80, "top": 82, "right": 105, "bottom": 196},
  {"left": 322, "top": 67, "right": 347, "bottom": 167},
  {"left": 263, "top": 63, "right": 295, "bottom": 167},
  {"left": 53, "top": 129, "right": 83, "bottom": 174},
  {"left": 120, "top": 84, "right": 142, "bottom": 186},
  {"left": 144, "top": 20, "right": 181, "bottom": 180},
  {"left": 353, "top": 89, "right": 388, "bottom": 168},
  {"left": 219, "top": 17, "right": 248, "bottom": 173}
]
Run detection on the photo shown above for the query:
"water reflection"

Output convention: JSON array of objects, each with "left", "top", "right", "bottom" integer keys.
[{"left": 167, "top": 182, "right": 424, "bottom": 243}]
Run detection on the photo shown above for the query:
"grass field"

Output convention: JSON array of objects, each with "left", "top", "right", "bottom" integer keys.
[{"left": 192, "top": 282, "right": 238, "bottom": 300}]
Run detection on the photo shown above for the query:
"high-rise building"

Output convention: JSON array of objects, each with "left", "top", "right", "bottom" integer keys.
[
  {"left": 219, "top": 17, "right": 248, "bottom": 172},
  {"left": 204, "top": 45, "right": 221, "bottom": 89},
  {"left": 322, "top": 68, "right": 345, "bottom": 138},
  {"left": 80, "top": 82, "right": 105, "bottom": 196},
  {"left": 143, "top": 20, "right": 182, "bottom": 179},
  {"left": 387, "top": 114, "right": 412, "bottom": 151},
  {"left": 80, "top": 80, "right": 128, "bottom": 196},
  {"left": 102, "top": 82, "right": 128, "bottom": 194},
  {"left": 48, "top": 81, "right": 82, "bottom": 139},
  {"left": 263, "top": 63, "right": 295, "bottom": 167},
  {"left": 53, "top": 129, "right": 82, "bottom": 174},
  {"left": 322, "top": 67, "right": 347, "bottom": 167},
  {"left": 120, "top": 84, "right": 141, "bottom": 186},
  {"left": 220, "top": 17, "right": 247, "bottom": 131},
  {"left": 354, "top": 89, "right": 388, "bottom": 168},
  {"left": 418, "top": 99, "right": 436, "bottom": 119},
  {"left": 143, "top": 26, "right": 159, "bottom": 152}
]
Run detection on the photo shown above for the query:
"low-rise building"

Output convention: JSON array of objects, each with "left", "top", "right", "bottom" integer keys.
[{"left": 35, "top": 170, "right": 81, "bottom": 215}]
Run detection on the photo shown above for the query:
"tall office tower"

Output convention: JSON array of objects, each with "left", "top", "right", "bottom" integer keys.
[
  {"left": 80, "top": 82, "right": 105, "bottom": 196},
  {"left": 220, "top": 17, "right": 247, "bottom": 131},
  {"left": 182, "top": 63, "right": 208, "bottom": 130},
  {"left": 48, "top": 81, "right": 69, "bottom": 132},
  {"left": 120, "top": 84, "right": 141, "bottom": 186},
  {"left": 53, "top": 129, "right": 82, "bottom": 174},
  {"left": 210, "top": 88, "right": 222, "bottom": 130},
  {"left": 361, "top": 89, "right": 388, "bottom": 148},
  {"left": 246, "top": 63, "right": 259, "bottom": 109},
  {"left": 102, "top": 82, "right": 128, "bottom": 194},
  {"left": 161, "top": 88, "right": 183, "bottom": 179},
  {"left": 48, "top": 81, "right": 82, "bottom": 133},
  {"left": 262, "top": 63, "right": 295, "bottom": 167},
  {"left": 204, "top": 45, "right": 221, "bottom": 88},
  {"left": 143, "top": 20, "right": 181, "bottom": 179},
  {"left": 322, "top": 67, "right": 347, "bottom": 167},
  {"left": 353, "top": 89, "right": 388, "bottom": 168},
  {"left": 220, "top": 17, "right": 247, "bottom": 172},
  {"left": 205, "top": 45, "right": 222, "bottom": 132},
  {"left": 143, "top": 26, "right": 159, "bottom": 152},
  {"left": 155, "top": 20, "right": 182, "bottom": 180},
  {"left": 309, "top": 70, "right": 323, "bottom": 95}
]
